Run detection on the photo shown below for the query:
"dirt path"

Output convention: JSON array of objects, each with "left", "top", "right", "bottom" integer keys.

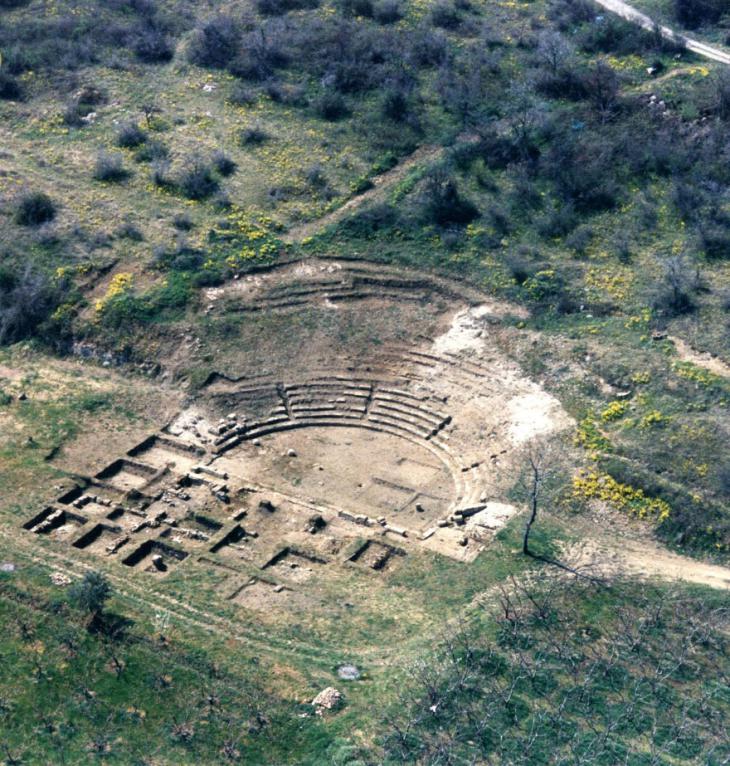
[
  {"left": 563, "top": 536, "right": 730, "bottom": 590},
  {"left": 670, "top": 335, "right": 730, "bottom": 378},
  {"left": 283, "top": 143, "right": 447, "bottom": 244},
  {"left": 593, "top": 0, "right": 730, "bottom": 65}
]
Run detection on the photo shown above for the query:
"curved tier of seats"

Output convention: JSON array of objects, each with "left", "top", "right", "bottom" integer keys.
[
  {"left": 207, "top": 375, "right": 483, "bottom": 507},
  {"left": 226, "top": 273, "right": 435, "bottom": 314}
]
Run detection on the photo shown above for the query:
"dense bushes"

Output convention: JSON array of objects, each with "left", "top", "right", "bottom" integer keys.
[
  {"left": 116, "top": 122, "right": 147, "bottom": 148},
  {"left": 14, "top": 192, "right": 56, "bottom": 226},
  {"left": 421, "top": 168, "right": 479, "bottom": 226},
  {"left": 313, "top": 91, "right": 349, "bottom": 120},
  {"left": 383, "top": 579, "right": 729, "bottom": 765},
  {"left": 674, "top": 0, "right": 725, "bottom": 28},
  {"left": 131, "top": 22, "right": 175, "bottom": 63},
  {"left": 0, "top": 1, "right": 187, "bottom": 75},
  {"left": 94, "top": 151, "right": 129, "bottom": 182},
  {"left": 0, "top": 263, "right": 59, "bottom": 344},
  {"left": 255, "top": 0, "right": 319, "bottom": 15},
  {"left": 430, "top": 1, "right": 461, "bottom": 29},
  {"left": 187, "top": 14, "right": 241, "bottom": 69},
  {"left": 177, "top": 156, "right": 219, "bottom": 200},
  {"left": 211, "top": 150, "right": 237, "bottom": 177},
  {"left": 0, "top": 71, "right": 22, "bottom": 100},
  {"left": 239, "top": 124, "right": 270, "bottom": 145}
]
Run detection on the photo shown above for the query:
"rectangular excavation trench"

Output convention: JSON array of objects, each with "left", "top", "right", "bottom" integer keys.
[{"left": 122, "top": 539, "right": 189, "bottom": 573}]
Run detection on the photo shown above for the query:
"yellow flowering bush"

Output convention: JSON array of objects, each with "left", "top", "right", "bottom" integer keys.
[
  {"left": 572, "top": 470, "right": 670, "bottom": 521},
  {"left": 95, "top": 272, "right": 133, "bottom": 314},
  {"left": 624, "top": 308, "right": 651, "bottom": 330},
  {"left": 584, "top": 266, "right": 632, "bottom": 302},
  {"left": 639, "top": 410, "right": 667, "bottom": 429},
  {"left": 630, "top": 371, "right": 651, "bottom": 385},
  {"left": 673, "top": 361, "right": 722, "bottom": 388},
  {"left": 600, "top": 400, "right": 627, "bottom": 422},
  {"left": 574, "top": 417, "right": 611, "bottom": 458}
]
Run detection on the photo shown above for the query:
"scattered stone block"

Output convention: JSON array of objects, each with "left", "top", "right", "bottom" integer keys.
[{"left": 312, "top": 687, "right": 342, "bottom": 713}]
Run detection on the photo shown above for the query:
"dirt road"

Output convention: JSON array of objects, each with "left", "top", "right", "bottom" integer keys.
[{"left": 593, "top": 0, "right": 730, "bottom": 65}]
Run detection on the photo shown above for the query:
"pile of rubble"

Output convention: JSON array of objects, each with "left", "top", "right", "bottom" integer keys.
[{"left": 311, "top": 687, "right": 343, "bottom": 714}]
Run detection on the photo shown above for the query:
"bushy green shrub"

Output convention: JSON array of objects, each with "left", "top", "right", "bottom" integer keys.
[
  {"left": 178, "top": 156, "right": 219, "bottom": 200},
  {"left": 674, "top": 0, "right": 724, "bottom": 28},
  {"left": 132, "top": 24, "right": 175, "bottom": 63},
  {"left": 0, "top": 71, "right": 23, "bottom": 100},
  {"left": 255, "top": 0, "right": 319, "bottom": 15},
  {"left": 421, "top": 169, "right": 479, "bottom": 226},
  {"left": 93, "top": 151, "right": 129, "bottom": 183},
  {"left": 313, "top": 91, "right": 350, "bottom": 120},
  {"left": 373, "top": 0, "right": 402, "bottom": 24},
  {"left": 430, "top": 1, "right": 461, "bottom": 29},
  {"left": 239, "top": 124, "right": 270, "bottom": 145},
  {"left": 212, "top": 150, "right": 237, "bottom": 177},
  {"left": 187, "top": 15, "right": 241, "bottom": 69},
  {"left": 15, "top": 192, "right": 56, "bottom": 226},
  {"left": 0, "top": 262, "right": 59, "bottom": 344},
  {"left": 134, "top": 139, "right": 169, "bottom": 163},
  {"left": 116, "top": 122, "right": 148, "bottom": 149}
]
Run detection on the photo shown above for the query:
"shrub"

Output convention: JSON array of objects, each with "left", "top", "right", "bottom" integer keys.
[
  {"left": 116, "top": 121, "right": 148, "bottom": 148},
  {"left": 256, "top": 0, "right": 319, "bottom": 15},
  {"left": 410, "top": 27, "right": 448, "bottom": 67},
  {"left": 0, "top": 263, "right": 58, "bottom": 344},
  {"left": 178, "top": 156, "right": 219, "bottom": 200},
  {"left": 212, "top": 150, "right": 237, "bottom": 177},
  {"left": 229, "top": 82, "right": 257, "bottom": 106},
  {"left": 535, "top": 67, "right": 589, "bottom": 101},
  {"left": 338, "top": 0, "right": 374, "bottom": 16},
  {"left": 305, "top": 164, "right": 327, "bottom": 189},
  {"left": 536, "top": 203, "right": 578, "bottom": 238},
  {"left": 340, "top": 202, "right": 398, "bottom": 236},
  {"left": 0, "top": 71, "right": 22, "bottom": 100},
  {"left": 505, "top": 254, "right": 533, "bottom": 285},
  {"left": 15, "top": 192, "right": 56, "bottom": 226},
  {"left": 240, "top": 124, "right": 270, "bottom": 145},
  {"left": 187, "top": 15, "right": 241, "bottom": 69},
  {"left": 699, "top": 226, "right": 730, "bottom": 260},
  {"left": 548, "top": 0, "right": 594, "bottom": 29},
  {"left": 151, "top": 159, "right": 172, "bottom": 187},
  {"left": 173, "top": 213, "right": 194, "bottom": 230},
  {"left": 132, "top": 24, "right": 175, "bottom": 63},
  {"left": 75, "top": 85, "right": 106, "bottom": 106},
  {"left": 227, "top": 42, "right": 280, "bottom": 81},
  {"left": 94, "top": 151, "right": 129, "bottom": 182},
  {"left": 431, "top": 1, "right": 461, "bottom": 29},
  {"left": 373, "top": 0, "right": 403, "bottom": 23},
  {"left": 134, "top": 138, "right": 169, "bottom": 163},
  {"left": 566, "top": 225, "right": 593, "bottom": 256},
  {"left": 674, "top": 0, "right": 724, "bottom": 28},
  {"left": 313, "top": 91, "right": 349, "bottom": 120},
  {"left": 652, "top": 255, "right": 696, "bottom": 316},
  {"left": 115, "top": 223, "right": 144, "bottom": 241},
  {"left": 382, "top": 88, "right": 409, "bottom": 121},
  {"left": 69, "top": 571, "right": 111, "bottom": 619},
  {"left": 421, "top": 168, "right": 479, "bottom": 226}
]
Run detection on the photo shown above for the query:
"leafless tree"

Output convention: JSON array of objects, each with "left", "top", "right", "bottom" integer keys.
[{"left": 536, "top": 30, "right": 573, "bottom": 75}]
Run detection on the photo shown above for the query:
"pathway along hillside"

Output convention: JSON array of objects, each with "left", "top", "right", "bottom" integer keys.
[{"left": 593, "top": 0, "right": 730, "bottom": 64}]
